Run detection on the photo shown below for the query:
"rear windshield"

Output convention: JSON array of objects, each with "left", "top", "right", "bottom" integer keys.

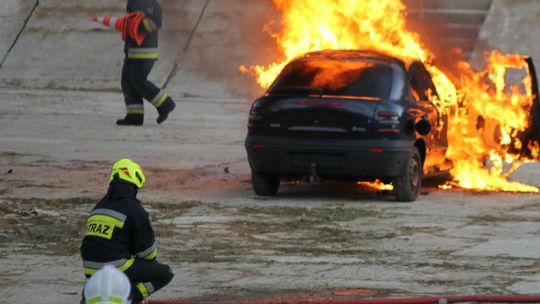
[{"left": 269, "top": 59, "right": 394, "bottom": 99}]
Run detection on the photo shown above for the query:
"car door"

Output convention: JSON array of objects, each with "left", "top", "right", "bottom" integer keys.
[
  {"left": 408, "top": 61, "right": 449, "bottom": 172},
  {"left": 519, "top": 57, "right": 540, "bottom": 158}
]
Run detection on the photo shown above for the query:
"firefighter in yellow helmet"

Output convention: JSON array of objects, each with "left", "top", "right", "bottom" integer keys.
[{"left": 80, "top": 159, "right": 173, "bottom": 304}]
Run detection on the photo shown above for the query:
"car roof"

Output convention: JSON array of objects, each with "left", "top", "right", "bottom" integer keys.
[{"left": 297, "top": 49, "right": 407, "bottom": 66}]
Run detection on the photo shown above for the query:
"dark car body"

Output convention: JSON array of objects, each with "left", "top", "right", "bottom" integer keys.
[{"left": 245, "top": 50, "right": 451, "bottom": 201}]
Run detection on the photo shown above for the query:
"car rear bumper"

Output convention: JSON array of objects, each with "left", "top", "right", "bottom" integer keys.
[{"left": 245, "top": 135, "right": 414, "bottom": 179}]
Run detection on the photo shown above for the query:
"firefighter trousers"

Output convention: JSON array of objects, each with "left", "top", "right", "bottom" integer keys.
[
  {"left": 123, "top": 258, "right": 174, "bottom": 303},
  {"left": 121, "top": 59, "right": 165, "bottom": 116},
  {"left": 81, "top": 259, "right": 173, "bottom": 304}
]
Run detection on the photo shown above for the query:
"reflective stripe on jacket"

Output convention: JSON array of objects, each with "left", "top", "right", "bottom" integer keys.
[
  {"left": 127, "top": 47, "right": 159, "bottom": 60},
  {"left": 125, "top": 0, "right": 162, "bottom": 60},
  {"left": 83, "top": 257, "right": 135, "bottom": 276}
]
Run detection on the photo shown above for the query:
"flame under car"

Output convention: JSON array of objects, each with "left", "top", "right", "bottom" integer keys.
[{"left": 245, "top": 50, "right": 453, "bottom": 201}]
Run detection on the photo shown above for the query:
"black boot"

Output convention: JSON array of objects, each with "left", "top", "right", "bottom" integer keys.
[
  {"left": 116, "top": 114, "right": 143, "bottom": 126},
  {"left": 156, "top": 97, "right": 176, "bottom": 124}
]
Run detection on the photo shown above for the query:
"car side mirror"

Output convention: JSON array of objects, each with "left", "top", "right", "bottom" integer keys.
[{"left": 415, "top": 118, "right": 431, "bottom": 136}]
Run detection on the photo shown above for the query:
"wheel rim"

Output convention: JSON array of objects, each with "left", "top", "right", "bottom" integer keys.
[{"left": 409, "top": 156, "right": 420, "bottom": 191}]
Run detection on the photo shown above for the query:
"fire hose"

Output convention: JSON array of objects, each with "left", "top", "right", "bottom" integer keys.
[{"left": 149, "top": 294, "right": 540, "bottom": 304}]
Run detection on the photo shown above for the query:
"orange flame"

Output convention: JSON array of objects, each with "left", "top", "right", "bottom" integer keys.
[
  {"left": 243, "top": 0, "right": 429, "bottom": 87},
  {"left": 299, "top": 61, "right": 377, "bottom": 91},
  {"left": 242, "top": 0, "right": 539, "bottom": 193},
  {"left": 357, "top": 180, "right": 394, "bottom": 192},
  {"left": 444, "top": 51, "right": 539, "bottom": 192}
]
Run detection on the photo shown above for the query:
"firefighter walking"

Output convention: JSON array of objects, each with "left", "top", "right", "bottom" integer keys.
[
  {"left": 118, "top": 0, "right": 175, "bottom": 126},
  {"left": 80, "top": 159, "right": 174, "bottom": 304}
]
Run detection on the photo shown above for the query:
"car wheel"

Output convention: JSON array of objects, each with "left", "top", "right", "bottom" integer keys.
[
  {"left": 251, "top": 172, "right": 280, "bottom": 196},
  {"left": 393, "top": 146, "right": 422, "bottom": 202}
]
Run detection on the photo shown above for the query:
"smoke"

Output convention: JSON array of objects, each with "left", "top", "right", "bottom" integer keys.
[{"left": 403, "top": 2, "right": 470, "bottom": 84}]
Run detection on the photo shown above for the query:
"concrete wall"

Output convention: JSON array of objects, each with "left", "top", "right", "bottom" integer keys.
[
  {"left": 1, "top": 0, "right": 540, "bottom": 98},
  {"left": 164, "top": 0, "right": 277, "bottom": 100},
  {"left": 405, "top": 0, "right": 493, "bottom": 59},
  {"left": 0, "top": 0, "right": 276, "bottom": 99},
  {"left": 0, "top": 0, "right": 209, "bottom": 92},
  {"left": 471, "top": 0, "right": 540, "bottom": 69},
  {"left": 0, "top": 0, "right": 36, "bottom": 63}
]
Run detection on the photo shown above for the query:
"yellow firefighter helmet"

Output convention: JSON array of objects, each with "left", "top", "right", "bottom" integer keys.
[{"left": 108, "top": 158, "right": 146, "bottom": 189}]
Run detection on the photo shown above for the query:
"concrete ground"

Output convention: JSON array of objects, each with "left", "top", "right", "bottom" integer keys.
[{"left": 2, "top": 0, "right": 540, "bottom": 303}]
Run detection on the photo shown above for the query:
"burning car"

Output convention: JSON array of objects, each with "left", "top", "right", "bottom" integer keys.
[
  {"left": 242, "top": 0, "right": 540, "bottom": 195},
  {"left": 245, "top": 50, "right": 453, "bottom": 201}
]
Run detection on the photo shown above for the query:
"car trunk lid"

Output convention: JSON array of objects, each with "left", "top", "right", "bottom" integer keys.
[{"left": 259, "top": 96, "right": 380, "bottom": 138}]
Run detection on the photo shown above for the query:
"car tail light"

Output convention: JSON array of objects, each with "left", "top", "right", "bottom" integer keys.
[
  {"left": 370, "top": 147, "right": 384, "bottom": 153},
  {"left": 248, "top": 107, "right": 263, "bottom": 130},
  {"left": 376, "top": 111, "right": 400, "bottom": 134},
  {"left": 377, "top": 128, "right": 400, "bottom": 134},
  {"left": 377, "top": 111, "right": 399, "bottom": 118}
]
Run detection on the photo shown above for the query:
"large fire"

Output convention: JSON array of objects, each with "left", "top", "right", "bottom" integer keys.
[{"left": 241, "top": 0, "right": 540, "bottom": 192}]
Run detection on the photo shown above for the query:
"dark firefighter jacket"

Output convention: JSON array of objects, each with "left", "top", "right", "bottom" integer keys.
[
  {"left": 125, "top": 0, "right": 162, "bottom": 60},
  {"left": 80, "top": 181, "right": 157, "bottom": 276}
]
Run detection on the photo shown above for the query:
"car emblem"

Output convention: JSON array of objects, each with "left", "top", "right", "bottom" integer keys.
[{"left": 352, "top": 126, "right": 366, "bottom": 132}]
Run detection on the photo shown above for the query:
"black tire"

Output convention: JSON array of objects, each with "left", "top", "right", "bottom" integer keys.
[
  {"left": 394, "top": 146, "right": 422, "bottom": 202},
  {"left": 251, "top": 172, "right": 280, "bottom": 196}
]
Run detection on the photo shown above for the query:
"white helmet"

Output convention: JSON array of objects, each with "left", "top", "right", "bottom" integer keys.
[{"left": 84, "top": 265, "right": 131, "bottom": 304}]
